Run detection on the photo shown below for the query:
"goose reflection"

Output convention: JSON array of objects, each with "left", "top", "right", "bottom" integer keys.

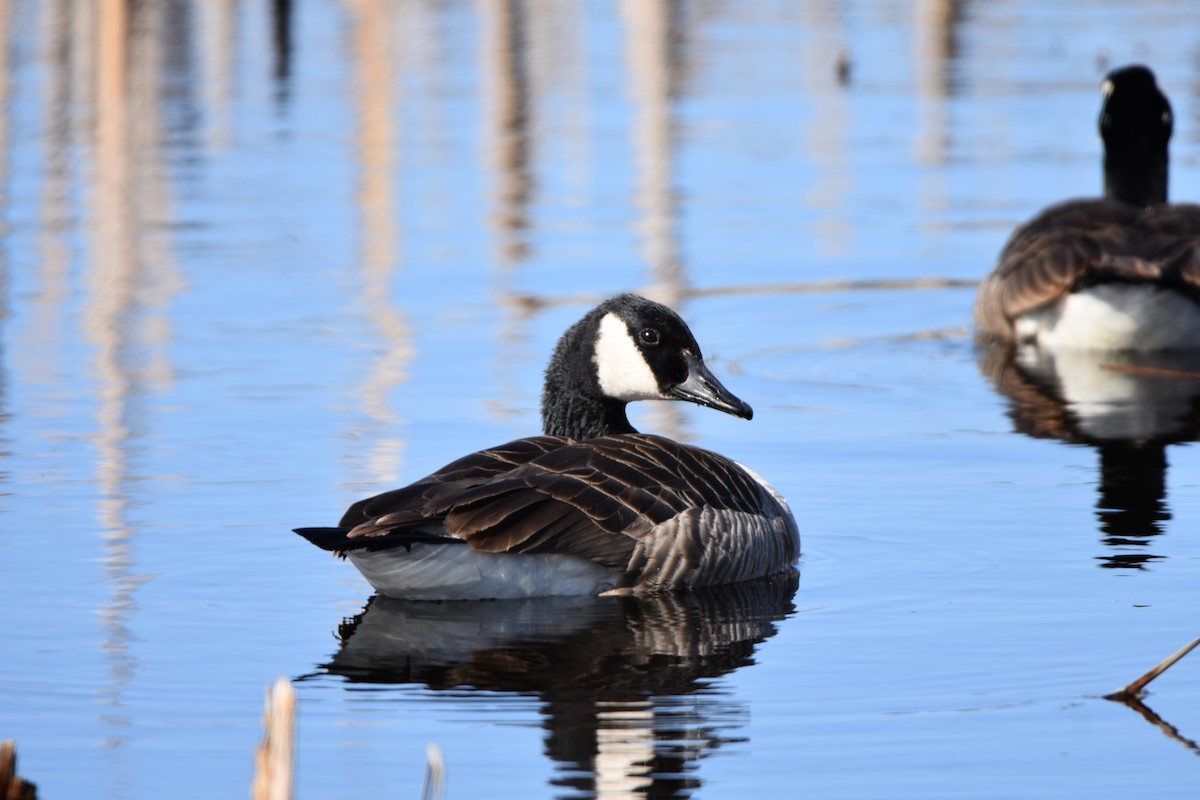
[
  {"left": 979, "top": 345, "right": 1200, "bottom": 568},
  {"left": 320, "top": 573, "right": 797, "bottom": 798}
]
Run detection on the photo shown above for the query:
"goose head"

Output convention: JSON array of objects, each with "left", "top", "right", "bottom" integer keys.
[
  {"left": 541, "top": 294, "right": 752, "bottom": 439},
  {"left": 1100, "top": 64, "right": 1173, "bottom": 208}
]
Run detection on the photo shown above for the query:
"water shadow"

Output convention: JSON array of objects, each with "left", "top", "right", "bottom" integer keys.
[
  {"left": 315, "top": 573, "right": 798, "bottom": 798},
  {"left": 978, "top": 345, "right": 1200, "bottom": 568}
]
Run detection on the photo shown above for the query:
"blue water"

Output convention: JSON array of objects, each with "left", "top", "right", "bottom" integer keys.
[{"left": 1, "top": 0, "right": 1199, "bottom": 797}]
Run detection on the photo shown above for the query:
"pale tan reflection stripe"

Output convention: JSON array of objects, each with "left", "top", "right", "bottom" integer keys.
[
  {"left": 91, "top": 0, "right": 140, "bottom": 758},
  {"left": 91, "top": 0, "right": 134, "bottom": 512},
  {"left": 621, "top": 0, "right": 686, "bottom": 442},
  {"left": 913, "top": 0, "right": 960, "bottom": 262},
  {"left": 197, "top": 0, "right": 235, "bottom": 150},
  {"left": 479, "top": 0, "right": 534, "bottom": 429},
  {"left": 0, "top": 0, "right": 8, "bottom": 286},
  {"left": 88, "top": 0, "right": 182, "bottom": 763},
  {"left": 130, "top": 1, "right": 184, "bottom": 390},
  {"left": 800, "top": 1, "right": 853, "bottom": 256},
  {"left": 479, "top": 0, "right": 531, "bottom": 269},
  {"left": 348, "top": 0, "right": 412, "bottom": 490},
  {"left": 914, "top": 0, "right": 957, "bottom": 169},
  {"left": 620, "top": 0, "right": 682, "bottom": 308},
  {"left": 31, "top": 0, "right": 72, "bottom": 387}
]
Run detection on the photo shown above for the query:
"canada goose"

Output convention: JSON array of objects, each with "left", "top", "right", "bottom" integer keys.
[
  {"left": 974, "top": 65, "right": 1200, "bottom": 349},
  {"left": 295, "top": 294, "right": 800, "bottom": 599}
]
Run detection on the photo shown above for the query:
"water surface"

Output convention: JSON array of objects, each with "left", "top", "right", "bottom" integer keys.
[{"left": 1, "top": 1, "right": 1199, "bottom": 798}]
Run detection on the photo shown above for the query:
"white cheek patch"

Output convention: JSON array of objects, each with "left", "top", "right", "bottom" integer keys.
[{"left": 594, "top": 313, "right": 666, "bottom": 401}]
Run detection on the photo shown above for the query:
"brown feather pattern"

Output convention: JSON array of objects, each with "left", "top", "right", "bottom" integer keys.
[
  {"left": 975, "top": 199, "right": 1200, "bottom": 340},
  {"left": 339, "top": 432, "right": 798, "bottom": 588}
]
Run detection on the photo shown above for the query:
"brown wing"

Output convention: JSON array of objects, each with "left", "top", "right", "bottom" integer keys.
[
  {"left": 338, "top": 435, "right": 571, "bottom": 527},
  {"left": 345, "top": 433, "right": 777, "bottom": 572},
  {"left": 974, "top": 200, "right": 1200, "bottom": 341},
  {"left": 1141, "top": 203, "right": 1200, "bottom": 292}
]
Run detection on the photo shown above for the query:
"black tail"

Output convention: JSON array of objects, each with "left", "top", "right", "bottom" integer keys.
[
  {"left": 294, "top": 526, "right": 466, "bottom": 553},
  {"left": 294, "top": 527, "right": 355, "bottom": 551}
]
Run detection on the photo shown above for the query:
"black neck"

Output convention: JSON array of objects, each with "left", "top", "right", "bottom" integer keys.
[
  {"left": 541, "top": 393, "right": 636, "bottom": 439},
  {"left": 1104, "top": 151, "right": 1168, "bottom": 208},
  {"left": 540, "top": 309, "right": 639, "bottom": 439}
]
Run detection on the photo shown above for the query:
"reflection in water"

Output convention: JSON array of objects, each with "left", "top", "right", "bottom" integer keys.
[
  {"left": 621, "top": 0, "right": 682, "bottom": 302},
  {"left": 197, "top": 0, "right": 235, "bottom": 149},
  {"left": 800, "top": 1, "right": 853, "bottom": 256},
  {"left": 621, "top": 0, "right": 687, "bottom": 441},
  {"left": 345, "top": 0, "right": 414, "bottom": 491},
  {"left": 319, "top": 573, "right": 798, "bottom": 798},
  {"left": 913, "top": 0, "right": 964, "bottom": 167},
  {"left": 978, "top": 346, "right": 1200, "bottom": 568},
  {"left": 86, "top": 0, "right": 184, "bottom": 781},
  {"left": 1114, "top": 695, "right": 1200, "bottom": 758},
  {"left": 481, "top": 0, "right": 537, "bottom": 427},
  {"left": 271, "top": 0, "right": 293, "bottom": 101},
  {"left": 481, "top": 0, "right": 533, "bottom": 269}
]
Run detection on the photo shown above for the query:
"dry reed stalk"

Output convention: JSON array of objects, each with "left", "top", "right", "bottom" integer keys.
[
  {"left": 0, "top": 739, "right": 37, "bottom": 800},
  {"left": 1099, "top": 363, "right": 1200, "bottom": 381},
  {"left": 421, "top": 743, "right": 445, "bottom": 800},
  {"left": 252, "top": 677, "right": 296, "bottom": 800},
  {"left": 1106, "top": 635, "right": 1200, "bottom": 702}
]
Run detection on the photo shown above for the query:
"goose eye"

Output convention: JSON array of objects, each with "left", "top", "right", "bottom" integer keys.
[
  {"left": 1163, "top": 111, "right": 1173, "bottom": 125},
  {"left": 639, "top": 328, "right": 661, "bottom": 346}
]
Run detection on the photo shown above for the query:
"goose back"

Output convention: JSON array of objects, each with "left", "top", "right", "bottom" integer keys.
[
  {"left": 975, "top": 199, "right": 1200, "bottom": 340},
  {"left": 306, "top": 433, "right": 799, "bottom": 594}
]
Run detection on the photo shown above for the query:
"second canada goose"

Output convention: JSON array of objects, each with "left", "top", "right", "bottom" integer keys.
[
  {"left": 295, "top": 294, "right": 800, "bottom": 600},
  {"left": 974, "top": 65, "right": 1200, "bottom": 349}
]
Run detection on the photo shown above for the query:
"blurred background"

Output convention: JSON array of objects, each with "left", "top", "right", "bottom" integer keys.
[{"left": 1, "top": 1, "right": 1199, "bottom": 798}]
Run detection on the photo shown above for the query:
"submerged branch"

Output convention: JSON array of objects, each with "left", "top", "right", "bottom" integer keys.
[
  {"left": 1099, "top": 363, "right": 1200, "bottom": 382},
  {"left": 503, "top": 276, "right": 979, "bottom": 314},
  {"left": 1105, "top": 635, "right": 1200, "bottom": 701}
]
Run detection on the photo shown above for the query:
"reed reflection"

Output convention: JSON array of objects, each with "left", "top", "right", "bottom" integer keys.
[
  {"left": 344, "top": 0, "right": 413, "bottom": 492},
  {"left": 80, "top": 0, "right": 187, "bottom": 773},
  {"left": 913, "top": 0, "right": 964, "bottom": 167},
  {"left": 621, "top": 0, "right": 687, "bottom": 442},
  {"left": 481, "top": 0, "right": 533, "bottom": 269},
  {"left": 978, "top": 345, "right": 1200, "bottom": 568},
  {"left": 271, "top": 0, "right": 293, "bottom": 101},
  {"left": 490, "top": 0, "right": 694, "bottom": 441},
  {"left": 800, "top": 0, "right": 853, "bottom": 255},
  {"left": 320, "top": 573, "right": 797, "bottom": 798}
]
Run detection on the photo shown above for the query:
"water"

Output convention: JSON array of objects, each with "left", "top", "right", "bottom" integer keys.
[{"left": 1, "top": 0, "right": 1199, "bottom": 797}]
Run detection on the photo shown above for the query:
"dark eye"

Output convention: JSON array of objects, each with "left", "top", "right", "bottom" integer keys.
[{"left": 639, "top": 328, "right": 661, "bottom": 346}]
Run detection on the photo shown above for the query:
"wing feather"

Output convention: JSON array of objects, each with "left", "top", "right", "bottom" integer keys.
[
  {"left": 975, "top": 199, "right": 1200, "bottom": 340},
  {"left": 337, "top": 433, "right": 793, "bottom": 582}
]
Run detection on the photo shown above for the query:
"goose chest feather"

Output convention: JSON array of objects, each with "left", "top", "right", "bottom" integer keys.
[
  {"left": 296, "top": 294, "right": 799, "bottom": 599},
  {"left": 974, "top": 65, "right": 1200, "bottom": 349}
]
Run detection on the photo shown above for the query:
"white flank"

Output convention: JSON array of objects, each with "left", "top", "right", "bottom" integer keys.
[
  {"left": 348, "top": 545, "right": 618, "bottom": 600},
  {"left": 1016, "top": 285, "right": 1200, "bottom": 350},
  {"left": 593, "top": 313, "right": 665, "bottom": 400}
]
